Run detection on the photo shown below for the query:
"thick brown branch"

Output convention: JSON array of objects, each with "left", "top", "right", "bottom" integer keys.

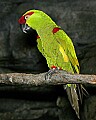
[{"left": 0, "top": 71, "right": 96, "bottom": 86}]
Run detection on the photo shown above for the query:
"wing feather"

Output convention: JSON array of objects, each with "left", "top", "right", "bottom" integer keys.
[{"left": 53, "top": 29, "right": 79, "bottom": 73}]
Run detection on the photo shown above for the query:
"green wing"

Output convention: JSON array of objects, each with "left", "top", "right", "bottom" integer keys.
[{"left": 53, "top": 29, "right": 80, "bottom": 73}]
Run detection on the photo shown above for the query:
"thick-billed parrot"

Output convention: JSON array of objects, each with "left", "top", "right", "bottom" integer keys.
[{"left": 18, "top": 10, "right": 86, "bottom": 118}]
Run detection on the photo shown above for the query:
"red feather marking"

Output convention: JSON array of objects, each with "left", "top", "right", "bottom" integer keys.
[
  {"left": 18, "top": 16, "right": 25, "bottom": 24},
  {"left": 51, "top": 65, "right": 57, "bottom": 69},
  {"left": 25, "top": 12, "right": 34, "bottom": 16},
  {"left": 18, "top": 12, "right": 34, "bottom": 24},
  {"left": 52, "top": 27, "right": 61, "bottom": 34},
  {"left": 37, "top": 35, "right": 40, "bottom": 39},
  {"left": 51, "top": 65, "right": 62, "bottom": 70}
]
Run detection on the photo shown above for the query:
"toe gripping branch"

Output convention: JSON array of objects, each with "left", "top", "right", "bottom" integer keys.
[{"left": 45, "top": 66, "right": 62, "bottom": 80}]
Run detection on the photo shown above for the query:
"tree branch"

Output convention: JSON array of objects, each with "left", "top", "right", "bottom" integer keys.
[{"left": 0, "top": 71, "right": 96, "bottom": 86}]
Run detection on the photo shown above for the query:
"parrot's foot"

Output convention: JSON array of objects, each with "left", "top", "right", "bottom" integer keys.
[{"left": 45, "top": 66, "right": 62, "bottom": 80}]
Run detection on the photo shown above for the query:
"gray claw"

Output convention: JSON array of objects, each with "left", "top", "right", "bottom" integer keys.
[{"left": 45, "top": 68, "right": 59, "bottom": 80}]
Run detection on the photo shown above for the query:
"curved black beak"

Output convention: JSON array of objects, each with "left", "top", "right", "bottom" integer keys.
[{"left": 20, "top": 24, "right": 32, "bottom": 33}]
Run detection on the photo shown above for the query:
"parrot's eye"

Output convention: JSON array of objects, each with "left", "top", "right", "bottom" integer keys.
[{"left": 25, "top": 15, "right": 30, "bottom": 20}]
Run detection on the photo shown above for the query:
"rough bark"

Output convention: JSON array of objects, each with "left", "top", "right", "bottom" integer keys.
[{"left": 0, "top": 71, "right": 96, "bottom": 87}]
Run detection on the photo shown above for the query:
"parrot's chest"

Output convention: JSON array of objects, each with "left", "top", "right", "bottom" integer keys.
[
  {"left": 42, "top": 40, "right": 59, "bottom": 57},
  {"left": 37, "top": 35, "right": 68, "bottom": 68},
  {"left": 41, "top": 39, "right": 62, "bottom": 68}
]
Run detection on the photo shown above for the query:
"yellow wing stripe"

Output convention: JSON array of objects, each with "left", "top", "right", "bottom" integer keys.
[{"left": 59, "top": 45, "right": 69, "bottom": 62}]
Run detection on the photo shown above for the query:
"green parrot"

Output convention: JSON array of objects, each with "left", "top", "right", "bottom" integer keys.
[{"left": 18, "top": 10, "right": 85, "bottom": 118}]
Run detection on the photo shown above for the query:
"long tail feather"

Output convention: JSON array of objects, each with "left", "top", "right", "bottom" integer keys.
[
  {"left": 64, "top": 84, "right": 80, "bottom": 119},
  {"left": 77, "top": 84, "right": 89, "bottom": 104},
  {"left": 77, "top": 84, "right": 83, "bottom": 104}
]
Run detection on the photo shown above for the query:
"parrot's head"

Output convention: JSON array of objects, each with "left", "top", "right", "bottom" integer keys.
[{"left": 18, "top": 10, "right": 52, "bottom": 33}]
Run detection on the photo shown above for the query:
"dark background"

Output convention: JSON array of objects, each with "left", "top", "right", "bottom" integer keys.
[{"left": 0, "top": 0, "right": 96, "bottom": 120}]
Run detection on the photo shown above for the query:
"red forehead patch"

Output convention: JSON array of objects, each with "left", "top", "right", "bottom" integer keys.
[
  {"left": 18, "top": 12, "right": 34, "bottom": 24},
  {"left": 18, "top": 16, "right": 25, "bottom": 24},
  {"left": 25, "top": 12, "right": 34, "bottom": 16}
]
